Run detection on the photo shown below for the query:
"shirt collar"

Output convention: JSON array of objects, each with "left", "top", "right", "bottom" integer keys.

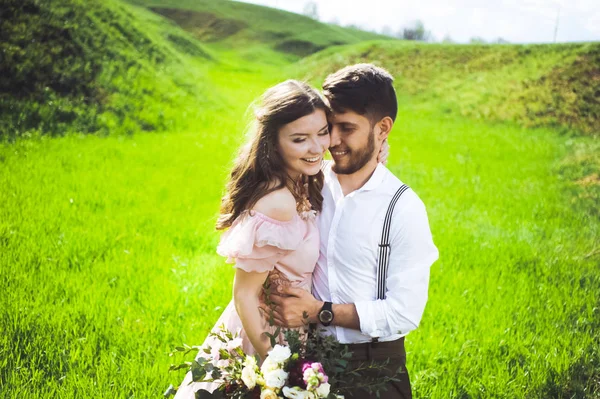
[
  {"left": 359, "top": 163, "right": 387, "bottom": 192},
  {"left": 327, "top": 162, "right": 387, "bottom": 196}
]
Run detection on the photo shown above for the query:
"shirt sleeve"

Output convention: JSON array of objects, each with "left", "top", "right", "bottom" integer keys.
[{"left": 354, "top": 190, "right": 439, "bottom": 338}]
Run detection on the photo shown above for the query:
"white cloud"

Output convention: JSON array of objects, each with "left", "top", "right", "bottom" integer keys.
[{"left": 239, "top": 0, "right": 600, "bottom": 43}]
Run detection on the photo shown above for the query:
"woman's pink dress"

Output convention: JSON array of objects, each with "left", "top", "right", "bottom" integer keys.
[{"left": 174, "top": 210, "right": 319, "bottom": 398}]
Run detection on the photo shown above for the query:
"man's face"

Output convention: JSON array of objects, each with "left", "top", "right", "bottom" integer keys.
[{"left": 328, "top": 111, "right": 376, "bottom": 175}]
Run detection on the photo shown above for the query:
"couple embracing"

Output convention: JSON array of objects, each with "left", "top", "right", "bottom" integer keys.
[{"left": 175, "top": 64, "right": 439, "bottom": 399}]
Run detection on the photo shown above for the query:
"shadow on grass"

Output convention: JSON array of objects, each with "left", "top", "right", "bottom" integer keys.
[{"left": 537, "top": 347, "right": 600, "bottom": 399}]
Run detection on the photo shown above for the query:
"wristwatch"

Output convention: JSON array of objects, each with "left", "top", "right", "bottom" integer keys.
[{"left": 318, "top": 301, "right": 334, "bottom": 326}]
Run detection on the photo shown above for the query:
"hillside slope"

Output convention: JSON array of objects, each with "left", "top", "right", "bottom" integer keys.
[
  {"left": 1, "top": 0, "right": 393, "bottom": 138},
  {"left": 293, "top": 41, "right": 600, "bottom": 135},
  {"left": 128, "top": 0, "right": 392, "bottom": 59},
  {"left": 3, "top": 0, "right": 596, "bottom": 139},
  {"left": 0, "top": 0, "right": 213, "bottom": 138}
]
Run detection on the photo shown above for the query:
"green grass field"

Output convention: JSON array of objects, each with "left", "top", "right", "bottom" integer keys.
[{"left": 1, "top": 0, "right": 599, "bottom": 398}]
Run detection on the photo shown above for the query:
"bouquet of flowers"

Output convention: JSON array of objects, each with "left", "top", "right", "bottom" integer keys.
[
  {"left": 167, "top": 281, "right": 397, "bottom": 398},
  {"left": 168, "top": 325, "right": 343, "bottom": 399},
  {"left": 167, "top": 322, "right": 396, "bottom": 399}
]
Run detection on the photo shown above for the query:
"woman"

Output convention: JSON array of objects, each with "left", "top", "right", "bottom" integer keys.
[{"left": 174, "top": 80, "right": 330, "bottom": 398}]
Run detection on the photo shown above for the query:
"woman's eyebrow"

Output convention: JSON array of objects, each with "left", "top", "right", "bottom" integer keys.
[{"left": 290, "top": 124, "right": 329, "bottom": 136}]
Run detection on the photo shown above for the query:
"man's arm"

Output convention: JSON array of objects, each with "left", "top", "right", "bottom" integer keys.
[
  {"left": 267, "top": 191, "right": 438, "bottom": 337},
  {"left": 353, "top": 193, "right": 438, "bottom": 337}
]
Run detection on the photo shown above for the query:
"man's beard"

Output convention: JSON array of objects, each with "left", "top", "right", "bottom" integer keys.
[{"left": 331, "top": 127, "right": 376, "bottom": 175}]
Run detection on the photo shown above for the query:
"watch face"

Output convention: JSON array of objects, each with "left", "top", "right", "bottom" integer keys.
[{"left": 320, "top": 310, "right": 333, "bottom": 323}]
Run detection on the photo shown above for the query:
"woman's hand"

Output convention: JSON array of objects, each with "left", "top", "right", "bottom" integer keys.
[{"left": 378, "top": 139, "right": 390, "bottom": 165}]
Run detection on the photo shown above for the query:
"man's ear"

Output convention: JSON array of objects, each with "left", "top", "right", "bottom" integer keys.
[{"left": 377, "top": 116, "right": 394, "bottom": 142}]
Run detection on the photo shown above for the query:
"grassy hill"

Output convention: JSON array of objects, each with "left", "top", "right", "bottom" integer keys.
[
  {"left": 0, "top": 0, "right": 391, "bottom": 139},
  {"left": 3, "top": 0, "right": 597, "bottom": 139},
  {"left": 128, "top": 0, "right": 390, "bottom": 59},
  {"left": 293, "top": 41, "right": 600, "bottom": 136},
  {"left": 0, "top": 0, "right": 217, "bottom": 139}
]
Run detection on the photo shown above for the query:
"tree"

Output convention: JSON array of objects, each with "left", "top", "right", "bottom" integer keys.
[
  {"left": 400, "top": 20, "right": 431, "bottom": 41},
  {"left": 303, "top": 1, "right": 319, "bottom": 20}
]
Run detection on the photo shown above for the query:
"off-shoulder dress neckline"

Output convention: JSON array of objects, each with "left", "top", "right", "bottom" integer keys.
[{"left": 245, "top": 210, "right": 301, "bottom": 225}]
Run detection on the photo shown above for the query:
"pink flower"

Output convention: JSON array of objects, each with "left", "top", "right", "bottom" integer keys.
[
  {"left": 302, "top": 362, "right": 328, "bottom": 389},
  {"left": 302, "top": 362, "right": 326, "bottom": 379}
]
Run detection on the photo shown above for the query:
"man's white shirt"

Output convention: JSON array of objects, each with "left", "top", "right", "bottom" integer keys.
[{"left": 313, "top": 162, "right": 439, "bottom": 344}]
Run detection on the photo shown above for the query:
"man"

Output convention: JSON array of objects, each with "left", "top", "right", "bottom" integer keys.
[{"left": 268, "top": 64, "right": 439, "bottom": 398}]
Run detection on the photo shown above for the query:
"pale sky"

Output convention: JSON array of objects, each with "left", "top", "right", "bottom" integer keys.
[{"left": 238, "top": 0, "right": 600, "bottom": 43}]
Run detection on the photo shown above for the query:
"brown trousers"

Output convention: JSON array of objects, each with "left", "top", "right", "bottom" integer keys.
[{"left": 342, "top": 338, "right": 412, "bottom": 399}]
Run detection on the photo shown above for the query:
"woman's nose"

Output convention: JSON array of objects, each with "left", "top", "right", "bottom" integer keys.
[{"left": 309, "top": 137, "right": 321, "bottom": 153}]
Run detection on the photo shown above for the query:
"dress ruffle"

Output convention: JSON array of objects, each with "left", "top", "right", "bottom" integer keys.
[{"left": 216, "top": 211, "right": 305, "bottom": 273}]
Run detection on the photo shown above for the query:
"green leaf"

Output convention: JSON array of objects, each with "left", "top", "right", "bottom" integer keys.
[
  {"left": 169, "top": 363, "right": 191, "bottom": 371},
  {"left": 190, "top": 360, "right": 208, "bottom": 382},
  {"left": 264, "top": 332, "right": 277, "bottom": 348}
]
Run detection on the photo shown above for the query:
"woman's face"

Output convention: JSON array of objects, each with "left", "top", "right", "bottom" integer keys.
[{"left": 277, "top": 109, "right": 330, "bottom": 179}]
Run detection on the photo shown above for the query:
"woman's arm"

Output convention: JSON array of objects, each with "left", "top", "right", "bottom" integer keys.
[
  {"left": 233, "top": 268, "right": 271, "bottom": 359},
  {"left": 233, "top": 186, "right": 297, "bottom": 359}
]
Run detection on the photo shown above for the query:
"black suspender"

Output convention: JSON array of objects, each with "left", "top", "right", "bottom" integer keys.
[
  {"left": 376, "top": 184, "right": 410, "bottom": 300},
  {"left": 372, "top": 184, "right": 409, "bottom": 343}
]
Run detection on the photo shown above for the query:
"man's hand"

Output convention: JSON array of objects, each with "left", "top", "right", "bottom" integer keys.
[{"left": 260, "top": 286, "right": 323, "bottom": 328}]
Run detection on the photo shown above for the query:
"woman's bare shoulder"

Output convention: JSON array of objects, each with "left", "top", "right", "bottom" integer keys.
[{"left": 252, "top": 187, "right": 297, "bottom": 222}]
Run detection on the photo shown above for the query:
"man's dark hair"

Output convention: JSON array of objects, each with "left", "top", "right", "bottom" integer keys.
[{"left": 322, "top": 63, "right": 397, "bottom": 123}]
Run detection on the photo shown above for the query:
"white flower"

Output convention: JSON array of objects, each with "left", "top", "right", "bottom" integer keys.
[
  {"left": 216, "top": 359, "right": 230, "bottom": 369},
  {"left": 241, "top": 365, "right": 258, "bottom": 390},
  {"left": 282, "top": 387, "right": 315, "bottom": 399},
  {"left": 227, "top": 337, "right": 243, "bottom": 351},
  {"left": 260, "top": 356, "right": 278, "bottom": 374},
  {"left": 260, "top": 388, "right": 279, "bottom": 399},
  {"left": 244, "top": 355, "right": 258, "bottom": 368},
  {"left": 263, "top": 368, "right": 288, "bottom": 389},
  {"left": 267, "top": 344, "right": 292, "bottom": 364},
  {"left": 315, "top": 382, "right": 331, "bottom": 398}
]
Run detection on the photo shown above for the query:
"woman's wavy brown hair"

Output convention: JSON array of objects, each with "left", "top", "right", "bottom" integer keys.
[{"left": 216, "top": 80, "right": 328, "bottom": 230}]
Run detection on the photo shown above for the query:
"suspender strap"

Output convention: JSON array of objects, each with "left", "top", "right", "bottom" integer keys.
[{"left": 376, "top": 184, "right": 409, "bottom": 300}]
